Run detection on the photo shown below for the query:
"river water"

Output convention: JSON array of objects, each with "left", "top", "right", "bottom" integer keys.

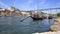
[{"left": 0, "top": 16, "right": 55, "bottom": 34}]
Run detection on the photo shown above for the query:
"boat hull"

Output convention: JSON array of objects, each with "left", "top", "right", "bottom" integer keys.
[
  {"left": 43, "top": 17, "right": 47, "bottom": 19},
  {"left": 48, "top": 17, "right": 53, "bottom": 19},
  {"left": 30, "top": 16, "right": 43, "bottom": 20}
]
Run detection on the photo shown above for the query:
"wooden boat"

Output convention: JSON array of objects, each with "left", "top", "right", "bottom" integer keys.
[
  {"left": 30, "top": 13, "right": 43, "bottom": 20},
  {"left": 48, "top": 17, "right": 52, "bottom": 19},
  {"left": 42, "top": 16, "right": 47, "bottom": 19},
  {"left": 48, "top": 16, "right": 53, "bottom": 19},
  {"left": 30, "top": 16, "right": 43, "bottom": 20}
]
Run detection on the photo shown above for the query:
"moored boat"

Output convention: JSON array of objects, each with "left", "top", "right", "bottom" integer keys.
[
  {"left": 30, "top": 12, "right": 43, "bottom": 20},
  {"left": 48, "top": 16, "right": 53, "bottom": 19},
  {"left": 42, "top": 16, "right": 47, "bottom": 19},
  {"left": 30, "top": 16, "right": 43, "bottom": 20}
]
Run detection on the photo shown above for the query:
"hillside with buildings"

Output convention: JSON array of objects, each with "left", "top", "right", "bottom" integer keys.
[{"left": 0, "top": 7, "right": 56, "bottom": 17}]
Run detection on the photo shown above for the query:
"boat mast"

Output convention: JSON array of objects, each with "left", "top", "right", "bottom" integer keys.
[{"left": 37, "top": 0, "right": 42, "bottom": 17}]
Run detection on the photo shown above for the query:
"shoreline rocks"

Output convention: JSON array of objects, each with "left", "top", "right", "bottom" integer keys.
[{"left": 33, "top": 31, "right": 60, "bottom": 34}]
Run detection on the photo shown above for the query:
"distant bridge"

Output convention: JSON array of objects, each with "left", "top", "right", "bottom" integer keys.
[
  {"left": 20, "top": 7, "right": 60, "bottom": 12},
  {"left": 31, "top": 7, "right": 60, "bottom": 11}
]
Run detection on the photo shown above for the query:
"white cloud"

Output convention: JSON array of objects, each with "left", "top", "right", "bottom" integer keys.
[
  {"left": 39, "top": 0, "right": 46, "bottom": 5},
  {"left": 28, "top": 0, "right": 33, "bottom": 4},
  {"left": 20, "top": 0, "right": 33, "bottom": 9},
  {"left": 0, "top": 1, "right": 8, "bottom": 7},
  {"left": 13, "top": 0, "right": 17, "bottom": 6}
]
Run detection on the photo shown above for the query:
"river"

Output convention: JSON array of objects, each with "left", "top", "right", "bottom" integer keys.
[{"left": 0, "top": 16, "right": 55, "bottom": 34}]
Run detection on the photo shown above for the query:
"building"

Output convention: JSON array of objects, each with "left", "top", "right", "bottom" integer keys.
[
  {"left": 8, "top": 7, "right": 15, "bottom": 11},
  {"left": 21, "top": 11, "right": 30, "bottom": 17},
  {"left": 7, "top": 7, "right": 21, "bottom": 17},
  {"left": 0, "top": 8, "right": 5, "bottom": 11},
  {"left": 0, "top": 8, "right": 6, "bottom": 16}
]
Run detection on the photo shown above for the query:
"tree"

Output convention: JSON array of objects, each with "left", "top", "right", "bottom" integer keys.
[
  {"left": 0, "top": 9, "right": 8, "bottom": 13},
  {"left": 57, "top": 12, "right": 60, "bottom": 17}
]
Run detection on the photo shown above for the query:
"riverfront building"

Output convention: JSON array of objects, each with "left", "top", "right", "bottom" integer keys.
[{"left": 0, "top": 8, "right": 6, "bottom": 16}]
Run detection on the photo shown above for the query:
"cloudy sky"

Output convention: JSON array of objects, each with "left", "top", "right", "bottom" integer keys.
[{"left": 0, "top": 0, "right": 60, "bottom": 11}]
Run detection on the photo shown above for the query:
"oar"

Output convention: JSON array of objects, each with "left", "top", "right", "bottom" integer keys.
[{"left": 20, "top": 16, "right": 30, "bottom": 22}]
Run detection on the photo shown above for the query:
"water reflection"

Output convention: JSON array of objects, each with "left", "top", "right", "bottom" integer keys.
[{"left": 0, "top": 17, "right": 55, "bottom": 34}]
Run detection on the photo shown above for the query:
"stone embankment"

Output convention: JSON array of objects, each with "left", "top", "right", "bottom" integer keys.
[
  {"left": 34, "top": 31, "right": 60, "bottom": 34},
  {"left": 51, "top": 17, "right": 60, "bottom": 31}
]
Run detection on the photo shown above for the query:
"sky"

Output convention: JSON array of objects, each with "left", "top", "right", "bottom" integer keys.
[{"left": 0, "top": 0, "right": 60, "bottom": 13}]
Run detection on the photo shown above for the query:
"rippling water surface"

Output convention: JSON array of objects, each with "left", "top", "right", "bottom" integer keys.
[{"left": 0, "top": 16, "right": 55, "bottom": 34}]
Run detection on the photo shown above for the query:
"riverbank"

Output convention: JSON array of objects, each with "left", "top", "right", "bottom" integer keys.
[
  {"left": 51, "top": 17, "right": 60, "bottom": 31},
  {"left": 34, "top": 31, "right": 60, "bottom": 34}
]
